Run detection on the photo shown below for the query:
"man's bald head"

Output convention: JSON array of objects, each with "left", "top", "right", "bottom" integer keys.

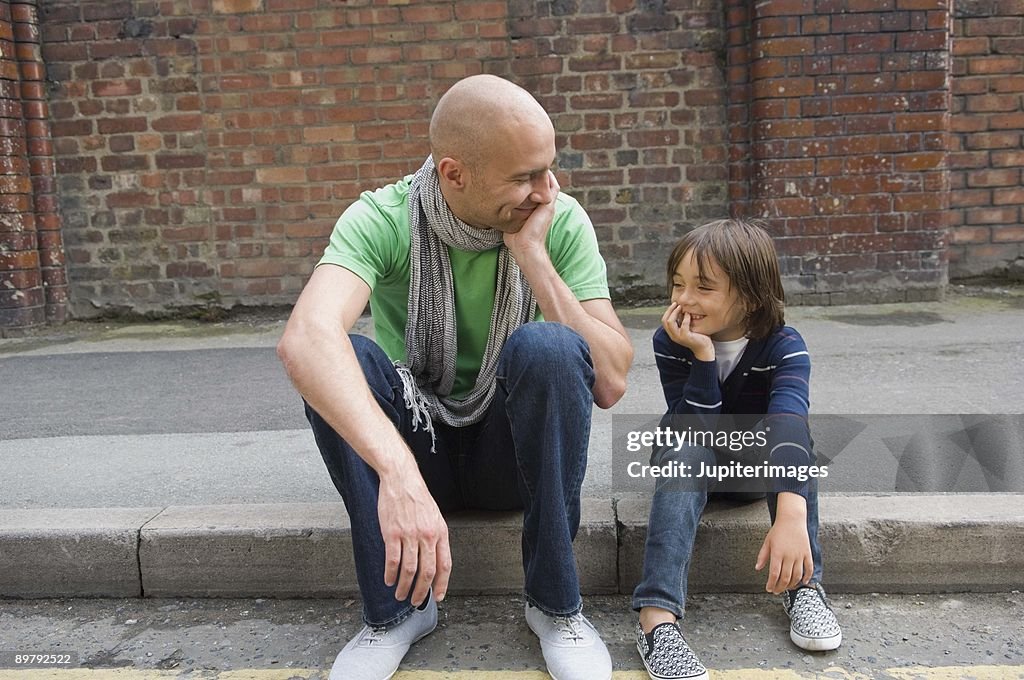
[{"left": 429, "top": 75, "right": 552, "bottom": 170}]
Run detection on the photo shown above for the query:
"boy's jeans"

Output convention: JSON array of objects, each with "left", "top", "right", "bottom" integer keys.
[
  {"left": 305, "top": 323, "right": 596, "bottom": 628},
  {"left": 632, "top": 441, "right": 824, "bottom": 619}
]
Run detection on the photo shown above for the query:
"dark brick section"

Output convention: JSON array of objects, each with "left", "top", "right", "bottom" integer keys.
[
  {"left": 727, "top": 0, "right": 950, "bottom": 305},
  {"left": 950, "top": 0, "right": 1024, "bottom": 280},
  {"left": 0, "top": 0, "right": 67, "bottom": 335},
  {"left": 508, "top": 0, "right": 729, "bottom": 295}
]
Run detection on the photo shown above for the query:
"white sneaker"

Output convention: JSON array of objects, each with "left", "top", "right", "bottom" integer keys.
[
  {"left": 783, "top": 583, "right": 842, "bottom": 651},
  {"left": 329, "top": 598, "right": 437, "bottom": 680},
  {"left": 525, "top": 602, "right": 612, "bottom": 680}
]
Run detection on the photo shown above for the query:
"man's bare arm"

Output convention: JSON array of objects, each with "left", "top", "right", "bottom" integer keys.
[
  {"left": 503, "top": 175, "right": 633, "bottom": 409},
  {"left": 277, "top": 265, "right": 451, "bottom": 604}
]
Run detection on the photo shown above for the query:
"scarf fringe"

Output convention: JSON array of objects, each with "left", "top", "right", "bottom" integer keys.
[{"left": 394, "top": 362, "right": 437, "bottom": 453}]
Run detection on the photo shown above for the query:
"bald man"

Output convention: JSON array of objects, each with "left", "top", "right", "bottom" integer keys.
[{"left": 278, "top": 75, "right": 632, "bottom": 680}]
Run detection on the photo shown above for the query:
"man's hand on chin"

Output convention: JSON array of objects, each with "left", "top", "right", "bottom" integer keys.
[{"left": 503, "top": 172, "right": 559, "bottom": 258}]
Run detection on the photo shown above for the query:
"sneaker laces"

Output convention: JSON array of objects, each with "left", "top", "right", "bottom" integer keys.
[
  {"left": 358, "top": 625, "right": 389, "bottom": 647},
  {"left": 553, "top": 614, "right": 586, "bottom": 643}
]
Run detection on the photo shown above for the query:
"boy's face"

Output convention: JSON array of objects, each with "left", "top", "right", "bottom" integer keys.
[{"left": 670, "top": 249, "right": 747, "bottom": 342}]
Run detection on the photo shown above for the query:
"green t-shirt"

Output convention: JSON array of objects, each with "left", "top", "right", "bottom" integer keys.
[{"left": 318, "top": 176, "right": 611, "bottom": 400}]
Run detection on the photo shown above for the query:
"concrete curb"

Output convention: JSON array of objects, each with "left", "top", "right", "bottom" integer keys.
[{"left": 1, "top": 495, "right": 1022, "bottom": 598}]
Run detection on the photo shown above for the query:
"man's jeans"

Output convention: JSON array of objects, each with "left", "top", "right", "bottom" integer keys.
[
  {"left": 305, "top": 322, "right": 596, "bottom": 628},
  {"left": 631, "top": 442, "right": 824, "bottom": 619}
]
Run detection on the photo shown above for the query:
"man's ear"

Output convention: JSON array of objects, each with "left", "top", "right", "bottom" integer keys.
[{"left": 436, "top": 157, "right": 467, "bottom": 190}]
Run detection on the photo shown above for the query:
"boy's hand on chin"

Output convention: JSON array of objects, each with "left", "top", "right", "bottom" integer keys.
[{"left": 662, "top": 302, "right": 715, "bottom": 361}]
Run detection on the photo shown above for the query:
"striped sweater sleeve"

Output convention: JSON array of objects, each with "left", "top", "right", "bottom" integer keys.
[
  {"left": 653, "top": 327, "right": 723, "bottom": 419},
  {"left": 763, "top": 327, "right": 815, "bottom": 498}
]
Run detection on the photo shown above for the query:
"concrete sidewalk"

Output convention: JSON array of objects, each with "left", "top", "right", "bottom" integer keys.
[{"left": 1, "top": 285, "right": 1023, "bottom": 597}]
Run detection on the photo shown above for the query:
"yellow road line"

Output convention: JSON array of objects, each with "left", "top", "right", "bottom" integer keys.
[{"left": 0, "top": 667, "right": 1020, "bottom": 679}]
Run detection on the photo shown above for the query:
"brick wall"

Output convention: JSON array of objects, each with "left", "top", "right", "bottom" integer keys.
[
  {"left": 950, "top": 0, "right": 1024, "bottom": 280},
  {"left": 5, "top": 0, "right": 1012, "bottom": 328},
  {"left": 727, "top": 0, "right": 950, "bottom": 305},
  {"left": 39, "top": 0, "right": 729, "bottom": 317},
  {"left": 1, "top": 0, "right": 66, "bottom": 334}
]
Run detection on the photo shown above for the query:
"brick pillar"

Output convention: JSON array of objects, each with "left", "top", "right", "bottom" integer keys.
[
  {"left": 727, "top": 0, "right": 952, "bottom": 304},
  {"left": 0, "top": 0, "right": 64, "bottom": 334},
  {"left": 13, "top": 0, "right": 65, "bottom": 324},
  {"left": 0, "top": 0, "right": 42, "bottom": 332}
]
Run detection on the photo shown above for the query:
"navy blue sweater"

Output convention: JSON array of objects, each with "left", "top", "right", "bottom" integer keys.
[{"left": 653, "top": 324, "right": 816, "bottom": 498}]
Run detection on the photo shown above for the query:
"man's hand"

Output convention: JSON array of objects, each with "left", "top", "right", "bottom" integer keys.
[
  {"left": 503, "top": 171, "right": 559, "bottom": 256},
  {"left": 378, "top": 468, "right": 452, "bottom": 606},
  {"left": 661, "top": 302, "right": 715, "bottom": 362},
  {"left": 754, "top": 492, "right": 813, "bottom": 594}
]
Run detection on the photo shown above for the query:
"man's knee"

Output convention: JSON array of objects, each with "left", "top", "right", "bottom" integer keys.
[{"left": 499, "top": 322, "right": 592, "bottom": 384}]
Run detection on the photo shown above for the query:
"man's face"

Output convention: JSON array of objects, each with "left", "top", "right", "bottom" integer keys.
[{"left": 456, "top": 121, "right": 557, "bottom": 233}]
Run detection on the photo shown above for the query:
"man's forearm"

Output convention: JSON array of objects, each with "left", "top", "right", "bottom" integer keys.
[
  {"left": 278, "top": 318, "right": 418, "bottom": 480},
  {"left": 513, "top": 247, "right": 632, "bottom": 408}
]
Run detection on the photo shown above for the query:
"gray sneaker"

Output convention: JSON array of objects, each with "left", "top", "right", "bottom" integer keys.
[
  {"left": 329, "top": 598, "right": 437, "bottom": 680},
  {"left": 525, "top": 603, "right": 612, "bottom": 680},
  {"left": 783, "top": 583, "right": 842, "bottom": 651}
]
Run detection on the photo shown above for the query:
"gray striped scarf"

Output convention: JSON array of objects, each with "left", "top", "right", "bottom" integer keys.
[{"left": 396, "top": 157, "right": 537, "bottom": 444}]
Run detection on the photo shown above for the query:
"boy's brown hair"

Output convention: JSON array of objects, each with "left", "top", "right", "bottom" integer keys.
[{"left": 666, "top": 219, "right": 786, "bottom": 340}]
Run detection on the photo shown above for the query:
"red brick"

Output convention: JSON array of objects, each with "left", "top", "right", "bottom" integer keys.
[
  {"left": 454, "top": 2, "right": 505, "bottom": 19},
  {"left": 91, "top": 79, "right": 142, "bottom": 97},
  {"left": 845, "top": 34, "right": 894, "bottom": 53},
  {"left": 966, "top": 132, "right": 1021, "bottom": 150},
  {"left": 991, "top": 76, "right": 1024, "bottom": 93},
  {"left": 992, "top": 38, "right": 1024, "bottom": 55},
  {"left": 951, "top": 151, "right": 991, "bottom": 169},
  {"left": 966, "top": 206, "right": 1019, "bottom": 225},
  {"left": 951, "top": 189, "right": 994, "bottom": 208},
  {"left": 993, "top": 187, "right": 1024, "bottom": 204},
  {"left": 896, "top": 31, "right": 947, "bottom": 51},
  {"left": 968, "top": 169, "right": 1020, "bottom": 187},
  {"left": 966, "top": 18, "right": 1023, "bottom": 37},
  {"left": 759, "top": 37, "right": 815, "bottom": 57},
  {"left": 400, "top": 5, "right": 452, "bottom": 23},
  {"left": 90, "top": 117, "right": 146, "bottom": 136},
  {"left": 831, "top": 13, "right": 881, "bottom": 32},
  {"left": 895, "top": 152, "right": 945, "bottom": 171},
  {"left": 952, "top": 226, "right": 992, "bottom": 244},
  {"left": 570, "top": 132, "right": 622, "bottom": 150},
  {"left": 992, "top": 225, "right": 1024, "bottom": 242},
  {"left": 152, "top": 114, "right": 202, "bottom": 132},
  {"left": 255, "top": 167, "right": 306, "bottom": 184},
  {"left": 969, "top": 56, "right": 1022, "bottom": 74},
  {"left": 953, "top": 37, "right": 991, "bottom": 56},
  {"left": 757, "top": 0, "right": 814, "bottom": 16},
  {"left": 106, "top": 192, "right": 156, "bottom": 208},
  {"left": 626, "top": 130, "right": 679, "bottom": 147},
  {"left": 895, "top": 113, "right": 944, "bottom": 132},
  {"left": 212, "top": 0, "right": 263, "bottom": 13},
  {"left": 570, "top": 94, "right": 623, "bottom": 109},
  {"left": 897, "top": 0, "right": 944, "bottom": 7},
  {"left": 991, "top": 151, "right": 1024, "bottom": 167}
]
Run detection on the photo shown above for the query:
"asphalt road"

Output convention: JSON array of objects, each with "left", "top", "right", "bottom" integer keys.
[
  {"left": 0, "top": 593, "right": 1021, "bottom": 677},
  {"left": 2, "top": 287, "right": 1024, "bottom": 507}
]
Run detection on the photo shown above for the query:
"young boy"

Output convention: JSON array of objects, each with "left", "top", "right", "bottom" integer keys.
[{"left": 632, "top": 219, "right": 842, "bottom": 680}]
